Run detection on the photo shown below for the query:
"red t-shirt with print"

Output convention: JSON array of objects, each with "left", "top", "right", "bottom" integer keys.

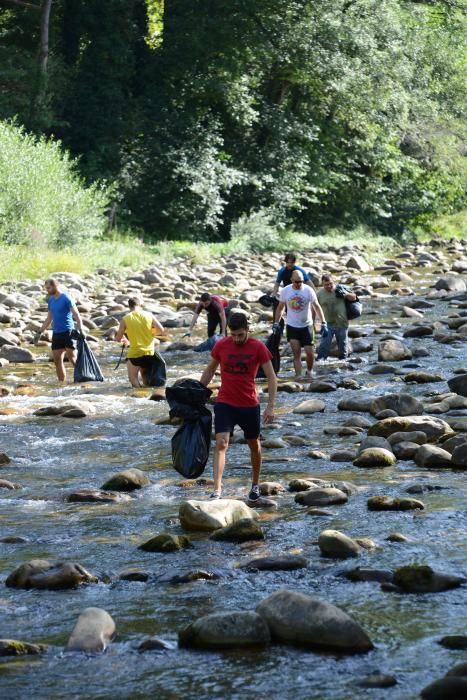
[{"left": 211, "top": 336, "right": 272, "bottom": 407}]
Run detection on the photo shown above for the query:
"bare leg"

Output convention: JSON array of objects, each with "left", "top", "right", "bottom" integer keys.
[
  {"left": 247, "top": 438, "right": 262, "bottom": 486},
  {"left": 127, "top": 361, "right": 142, "bottom": 387},
  {"left": 289, "top": 338, "right": 302, "bottom": 377},
  {"left": 304, "top": 345, "right": 314, "bottom": 372},
  {"left": 212, "top": 432, "right": 230, "bottom": 493},
  {"left": 52, "top": 349, "right": 66, "bottom": 382},
  {"left": 65, "top": 347, "right": 77, "bottom": 367}
]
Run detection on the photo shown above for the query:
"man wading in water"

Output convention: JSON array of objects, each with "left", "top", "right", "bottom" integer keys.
[
  {"left": 185, "top": 292, "right": 229, "bottom": 338},
  {"left": 115, "top": 296, "right": 165, "bottom": 387},
  {"left": 316, "top": 273, "right": 357, "bottom": 362},
  {"left": 200, "top": 311, "right": 277, "bottom": 501},
  {"left": 35, "top": 278, "right": 85, "bottom": 382},
  {"left": 274, "top": 270, "right": 327, "bottom": 379}
]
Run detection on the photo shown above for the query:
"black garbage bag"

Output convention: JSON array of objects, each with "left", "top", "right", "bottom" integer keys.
[
  {"left": 258, "top": 294, "right": 276, "bottom": 308},
  {"left": 193, "top": 335, "right": 222, "bottom": 353},
  {"left": 143, "top": 351, "right": 167, "bottom": 387},
  {"left": 257, "top": 324, "right": 282, "bottom": 378},
  {"left": 74, "top": 337, "right": 104, "bottom": 383},
  {"left": 171, "top": 408, "right": 212, "bottom": 478},
  {"left": 166, "top": 379, "right": 212, "bottom": 416},
  {"left": 345, "top": 297, "right": 363, "bottom": 320}
]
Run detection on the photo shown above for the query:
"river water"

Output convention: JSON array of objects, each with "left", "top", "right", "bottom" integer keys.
[{"left": 0, "top": 257, "right": 466, "bottom": 699}]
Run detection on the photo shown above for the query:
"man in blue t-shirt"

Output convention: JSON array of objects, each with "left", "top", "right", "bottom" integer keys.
[
  {"left": 35, "top": 278, "right": 85, "bottom": 381},
  {"left": 272, "top": 252, "right": 315, "bottom": 297}
]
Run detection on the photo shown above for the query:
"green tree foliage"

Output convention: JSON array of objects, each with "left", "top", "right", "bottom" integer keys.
[
  {"left": 0, "top": 121, "right": 109, "bottom": 246},
  {"left": 0, "top": 0, "right": 465, "bottom": 240}
]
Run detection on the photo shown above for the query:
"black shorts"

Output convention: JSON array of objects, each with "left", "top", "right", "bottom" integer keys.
[
  {"left": 51, "top": 331, "right": 77, "bottom": 351},
  {"left": 286, "top": 325, "right": 315, "bottom": 347},
  {"left": 128, "top": 355, "right": 153, "bottom": 368},
  {"left": 214, "top": 402, "right": 261, "bottom": 440}
]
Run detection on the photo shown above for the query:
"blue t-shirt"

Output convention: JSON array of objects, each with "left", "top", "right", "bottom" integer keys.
[
  {"left": 276, "top": 265, "right": 309, "bottom": 286},
  {"left": 48, "top": 292, "right": 75, "bottom": 333}
]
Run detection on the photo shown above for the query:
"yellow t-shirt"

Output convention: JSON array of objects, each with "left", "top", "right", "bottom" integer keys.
[{"left": 124, "top": 310, "right": 155, "bottom": 358}]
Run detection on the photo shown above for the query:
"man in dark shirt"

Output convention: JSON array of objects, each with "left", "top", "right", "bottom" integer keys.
[
  {"left": 272, "top": 252, "right": 315, "bottom": 297},
  {"left": 186, "top": 293, "right": 229, "bottom": 338}
]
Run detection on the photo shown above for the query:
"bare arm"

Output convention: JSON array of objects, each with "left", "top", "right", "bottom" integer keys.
[
  {"left": 152, "top": 317, "right": 165, "bottom": 335},
  {"left": 262, "top": 360, "right": 277, "bottom": 423},
  {"left": 39, "top": 310, "right": 52, "bottom": 334},
  {"left": 272, "top": 282, "right": 280, "bottom": 296},
  {"left": 274, "top": 301, "right": 286, "bottom": 323},
  {"left": 312, "top": 300, "right": 326, "bottom": 324},
  {"left": 189, "top": 312, "right": 199, "bottom": 332},
  {"left": 71, "top": 306, "right": 84, "bottom": 334},
  {"left": 219, "top": 309, "right": 227, "bottom": 335},
  {"left": 200, "top": 357, "right": 220, "bottom": 387},
  {"left": 115, "top": 319, "right": 128, "bottom": 345}
]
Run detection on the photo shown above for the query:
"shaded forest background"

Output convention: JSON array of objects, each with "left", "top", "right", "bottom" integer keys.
[{"left": 0, "top": 0, "right": 465, "bottom": 244}]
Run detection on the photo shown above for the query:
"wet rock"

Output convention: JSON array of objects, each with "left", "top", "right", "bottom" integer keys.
[
  {"left": 386, "top": 532, "right": 410, "bottom": 542},
  {"left": 405, "top": 483, "right": 444, "bottom": 495},
  {"left": 375, "top": 409, "right": 398, "bottom": 419},
  {"left": 369, "top": 364, "right": 397, "bottom": 375},
  {"left": 354, "top": 448, "right": 396, "bottom": 468},
  {"left": 402, "top": 305, "right": 424, "bottom": 318},
  {"left": 0, "top": 345, "right": 34, "bottom": 363},
  {"left": 292, "top": 399, "right": 325, "bottom": 414},
  {"left": 307, "top": 508, "right": 334, "bottom": 516},
  {"left": 318, "top": 529, "right": 361, "bottom": 558},
  {"left": 415, "top": 444, "right": 452, "bottom": 468},
  {"left": 67, "top": 490, "right": 132, "bottom": 504},
  {"left": 354, "top": 537, "right": 377, "bottom": 550},
  {"left": 404, "top": 371, "right": 443, "bottom": 383},
  {"left": 0, "top": 639, "right": 48, "bottom": 656},
  {"left": 240, "top": 555, "right": 308, "bottom": 571},
  {"left": 447, "top": 373, "right": 467, "bottom": 397},
  {"left": 367, "top": 495, "right": 425, "bottom": 511},
  {"left": 256, "top": 589, "right": 373, "bottom": 653},
  {"left": 421, "top": 677, "right": 467, "bottom": 700},
  {"left": 170, "top": 570, "right": 220, "bottom": 584},
  {"left": 368, "top": 415, "right": 453, "bottom": 442},
  {"left": 323, "top": 425, "right": 360, "bottom": 437},
  {"left": 358, "top": 436, "right": 393, "bottom": 453},
  {"left": 306, "top": 380, "right": 337, "bottom": 393},
  {"left": 393, "top": 564, "right": 465, "bottom": 593},
  {"left": 378, "top": 339, "right": 412, "bottom": 362},
  {"left": 446, "top": 662, "right": 467, "bottom": 677},
  {"left": 288, "top": 479, "right": 316, "bottom": 492},
  {"left": 346, "top": 255, "right": 371, "bottom": 272},
  {"left": 438, "top": 635, "right": 467, "bottom": 650},
  {"left": 295, "top": 487, "right": 348, "bottom": 507},
  {"left": 139, "top": 533, "right": 192, "bottom": 552},
  {"left": 392, "top": 441, "right": 420, "bottom": 459},
  {"left": 307, "top": 449, "right": 328, "bottom": 459},
  {"left": 0, "top": 479, "right": 21, "bottom": 490},
  {"left": 277, "top": 382, "right": 302, "bottom": 393},
  {"left": 179, "top": 499, "right": 257, "bottom": 532},
  {"left": 211, "top": 518, "right": 264, "bottom": 542},
  {"left": 343, "top": 416, "right": 372, "bottom": 429},
  {"left": 283, "top": 435, "right": 310, "bottom": 446},
  {"left": 102, "top": 468, "right": 150, "bottom": 491},
  {"left": 337, "top": 396, "right": 373, "bottom": 412},
  {"left": 403, "top": 325, "right": 433, "bottom": 338},
  {"left": 351, "top": 339, "right": 373, "bottom": 353},
  {"left": 330, "top": 449, "right": 357, "bottom": 462},
  {"left": 343, "top": 568, "right": 394, "bottom": 583},
  {"left": 370, "top": 393, "right": 424, "bottom": 417},
  {"left": 6, "top": 560, "right": 98, "bottom": 590},
  {"left": 0, "top": 536, "right": 29, "bottom": 543},
  {"left": 0, "top": 452, "right": 11, "bottom": 465},
  {"left": 247, "top": 495, "right": 277, "bottom": 508},
  {"left": 119, "top": 569, "right": 150, "bottom": 582},
  {"left": 66, "top": 608, "right": 115, "bottom": 653},
  {"left": 452, "top": 443, "right": 467, "bottom": 468},
  {"left": 262, "top": 437, "right": 288, "bottom": 448},
  {"left": 357, "top": 674, "right": 397, "bottom": 689},
  {"left": 33, "top": 401, "right": 93, "bottom": 418},
  {"left": 259, "top": 481, "right": 285, "bottom": 496},
  {"left": 388, "top": 430, "right": 427, "bottom": 446},
  {"left": 442, "top": 435, "right": 467, "bottom": 453},
  {"left": 179, "top": 611, "right": 270, "bottom": 649},
  {"left": 138, "top": 638, "right": 176, "bottom": 653},
  {"left": 434, "top": 276, "right": 466, "bottom": 292}
]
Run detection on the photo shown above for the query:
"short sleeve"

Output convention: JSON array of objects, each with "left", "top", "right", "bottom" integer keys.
[
  {"left": 302, "top": 269, "right": 309, "bottom": 282},
  {"left": 65, "top": 293, "right": 75, "bottom": 309},
  {"left": 257, "top": 341, "right": 273, "bottom": 365},
  {"left": 211, "top": 339, "right": 222, "bottom": 361},
  {"left": 279, "top": 287, "right": 288, "bottom": 303},
  {"left": 211, "top": 299, "right": 223, "bottom": 314},
  {"left": 308, "top": 287, "right": 317, "bottom": 304},
  {"left": 195, "top": 302, "right": 203, "bottom": 314}
]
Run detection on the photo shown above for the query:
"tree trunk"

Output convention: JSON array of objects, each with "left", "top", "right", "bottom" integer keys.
[{"left": 38, "top": 0, "right": 53, "bottom": 75}]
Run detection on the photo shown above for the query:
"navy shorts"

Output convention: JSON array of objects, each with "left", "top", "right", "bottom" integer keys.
[
  {"left": 214, "top": 402, "right": 261, "bottom": 440},
  {"left": 51, "top": 331, "right": 76, "bottom": 351},
  {"left": 286, "top": 324, "right": 315, "bottom": 347}
]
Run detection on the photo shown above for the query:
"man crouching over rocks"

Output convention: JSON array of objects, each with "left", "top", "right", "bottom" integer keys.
[{"left": 200, "top": 311, "right": 277, "bottom": 502}]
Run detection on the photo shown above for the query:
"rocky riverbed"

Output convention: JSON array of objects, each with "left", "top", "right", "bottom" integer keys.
[{"left": 0, "top": 241, "right": 466, "bottom": 699}]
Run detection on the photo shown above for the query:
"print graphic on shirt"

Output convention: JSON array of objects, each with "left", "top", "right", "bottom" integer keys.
[
  {"left": 224, "top": 352, "right": 254, "bottom": 374},
  {"left": 288, "top": 293, "right": 306, "bottom": 312}
]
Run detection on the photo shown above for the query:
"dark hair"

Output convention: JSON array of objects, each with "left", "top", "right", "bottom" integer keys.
[
  {"left": 128, "top": 296, "right": 143, "bottom": 309},
  {"left": 321, "top": 274, "right": 333, "bottom": 283},
  {"left": 228, "top": 311, "right": 249, "bottom": 331},
  {"left": 200, "top": 292, "right": 211, "bottom": 302},
  {"left": 284, "top": 253, "right": 297, "bottom": 264}
]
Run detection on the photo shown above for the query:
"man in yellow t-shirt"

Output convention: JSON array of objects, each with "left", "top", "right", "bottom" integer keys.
[{"left": 115, "top": 296, "right": 165, "bottom": 386}]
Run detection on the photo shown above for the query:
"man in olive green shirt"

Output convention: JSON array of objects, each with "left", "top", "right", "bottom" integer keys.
[{"left": 316, "top": 274, "right": 356, "bottom": 360}]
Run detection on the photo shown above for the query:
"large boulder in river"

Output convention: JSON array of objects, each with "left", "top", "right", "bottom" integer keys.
[
  {"left": 337, "top": 396, "right": 373, "bottom": 412},
  {"left": 393, "top": 565, "right": 465, "bottom": 593},
  {"left": 256, "top": 589, "right": 373, "bottom": 653},
  {"left": 346, "top": 255, "right": 371, "bottom": 273},
  {"left": 368, "top": 416, "right": 452, "bottom": 442},
  {"left": 210, "top": 518, "right": 264, "bottom": 542},
  {"left": 318, "top": 529, "right": 361, "bottom": 558},
  {"left": 378, "top": 339, "right": 412, "bottom": 362},
  {"left": 434, "top": 276, "right": 466, "bottom": 292},
  {"left": 66, "top": 608, "right": 115, "bottom": 653},
  {"left": 179, "top": 611, "right": 270, "bottom": 650},
  {"left": 294, "top": 487, "right": 348, "bottom": 507},
  {"left": 5, "top": 560, "right": 98, "bottom": 590},
  {"left": 353, "top": 448, "right": 396, "bottom": 468},
  {"left": 292, "top": 399, "right": 325, "bottom": 414},
  {"left": 0, "top": 345, "right": 34, "bottom": 363},
  {"left": 421, "top": 677, "right": 467, "bottom": 700},
  {"left": 102, "top": 468, "right": 150, "bottom": 491},
  {"left": 452, "top": 443, "right": 467, "bottom": 468},
  {"left": 179, "top": 499, "right": 257, "bottom": 532},
  {"left": 447, "top": 373, "right": 467, "bottom": 397},
  {"left": 370, "top": 393, "right": 423, "bottom": 417},
  {"left": 415, "top": 444, "right": 452, "bottom": 468}
]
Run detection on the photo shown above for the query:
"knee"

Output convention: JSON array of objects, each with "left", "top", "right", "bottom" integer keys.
[{"left": 215, "top": 436, "right": 229, "bottom": 451}]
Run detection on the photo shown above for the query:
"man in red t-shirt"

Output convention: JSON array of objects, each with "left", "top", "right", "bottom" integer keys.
[
  {"left": 185, "top": 292, "right": 229, "bottom": 338},
  {"left": 200, "top": 311, "right": 277, "bottom": 501}
]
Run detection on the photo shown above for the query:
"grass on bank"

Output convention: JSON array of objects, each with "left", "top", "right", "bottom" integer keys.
[{"left": 2, "top": 213, "right": 465, "bottom": 284}]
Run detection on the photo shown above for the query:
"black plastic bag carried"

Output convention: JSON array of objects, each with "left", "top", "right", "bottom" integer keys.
[
  {"left": 171, "top": 409, "right": 212, "bottom": 479},
  {"left": 74, "top": 337, "right": 104, "bottom": 383},
  {"left": 335, "top": 284, "right": 363, "bottom": 320},
  {"left": 257, "top": 324, "right": 282, "bottom": 378},
  {"left": 166, "top": 379, "right": 213, "bottom": 478},
  {"left": 143, "top": 352, "right": 167, "bottom": 387}
]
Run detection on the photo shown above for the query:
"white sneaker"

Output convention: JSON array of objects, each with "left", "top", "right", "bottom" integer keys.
[{"left": 305, "top": 370, "right": 314, "bottom": 379}]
